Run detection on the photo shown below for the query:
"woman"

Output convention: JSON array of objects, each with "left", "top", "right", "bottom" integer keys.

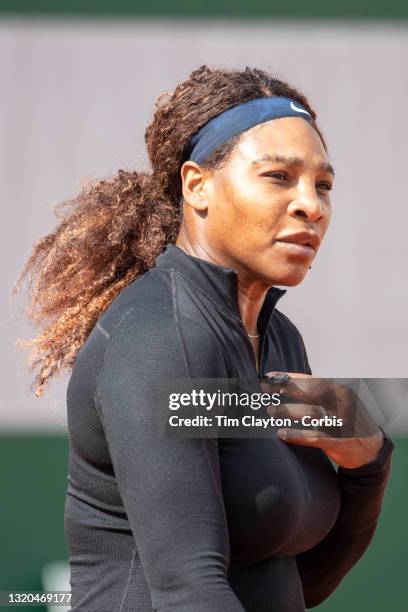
[{"left": 16, "top": 65, "right": 394, "bottom": 611}]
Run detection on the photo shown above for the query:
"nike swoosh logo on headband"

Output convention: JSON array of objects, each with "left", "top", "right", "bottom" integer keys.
[{"left": 290, "top": 101, "right": 311, "bottom": 116}]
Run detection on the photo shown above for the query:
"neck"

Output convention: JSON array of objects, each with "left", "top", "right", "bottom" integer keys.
[
  {"left": 175, "top": 234, "right": 270, "bottom": 337},
  {"left": 237, "top": 278, "right": 269, "bottom": 337}
]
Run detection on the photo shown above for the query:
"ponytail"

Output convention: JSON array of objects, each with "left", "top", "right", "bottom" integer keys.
[{"left": 12, "top": 169, "right": 180, "bottom": 396}]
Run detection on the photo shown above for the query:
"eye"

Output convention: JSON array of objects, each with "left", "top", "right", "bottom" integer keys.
[
  {"left": 317, "top": 181, "right": 333, "bottom": 192},
  {"left": 263, "top": 172, "right": 289, "bottom": 181}
]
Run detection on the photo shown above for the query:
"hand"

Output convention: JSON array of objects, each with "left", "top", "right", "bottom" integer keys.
[{"left": 262, "top": 372, "right": 384, "bottom": 469}]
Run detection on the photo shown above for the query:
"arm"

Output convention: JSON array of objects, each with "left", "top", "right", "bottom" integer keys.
[
  {"left": 296, "top": 429, "right": 394, "bottom": 608},
  {"left": 94, "top": 310, "right": 246, "bottom": 612},
  {"left": 286, "top": 330, "right": 395, "bottom": 606}
]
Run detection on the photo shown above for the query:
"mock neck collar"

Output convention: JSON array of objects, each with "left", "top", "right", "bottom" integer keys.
[{"left": 154, "top": 243, "right": 287, "bottom": 334}]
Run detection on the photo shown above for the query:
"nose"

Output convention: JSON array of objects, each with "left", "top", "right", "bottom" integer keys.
[{"left": 287, "top": 184, "right": 325, "bottom": 222}]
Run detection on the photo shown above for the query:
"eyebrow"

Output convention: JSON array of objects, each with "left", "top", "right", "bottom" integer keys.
[{"left": 252, "top": 154, "right": 335, "bottom": 177}]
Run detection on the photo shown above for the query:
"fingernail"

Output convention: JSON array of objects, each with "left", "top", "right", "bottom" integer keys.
[
  {"left": 277, "top": 429, "right": 288, "bottom": 439},
  {"left": 268, "top": 375, "right": 292, "bottom": 385}
]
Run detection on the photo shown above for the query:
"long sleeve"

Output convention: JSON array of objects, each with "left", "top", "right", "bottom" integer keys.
[
  {"left": 295, "top": 428, "right": 394, "bottom": 608},
  {"left": 93, "top": 307, "right": 246, "bottom": 612}
]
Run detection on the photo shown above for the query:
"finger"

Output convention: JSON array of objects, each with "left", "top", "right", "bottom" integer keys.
[
  {"left": 265, "top": 371, "right": 311, "bottom": 379},
  {"left": 264, "top": 377, "right": 350, "bottom": 418},
  {"left": 272, "top": 403, "right": 351, "bottom": 439},
  {"left": 263, "top": 373, "right": 318, "bottom": 404},
  {"left": 267, "top": 402, "right": 326, "bottom": 420},
  {"left": 277, "top": 428, "right": 331, "bottom": 447},
  {"left": 261, "top": 380, "right": 309, "bottom": 403}
]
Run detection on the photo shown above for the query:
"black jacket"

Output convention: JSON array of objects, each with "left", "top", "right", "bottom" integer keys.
[{"left": 65, "top": 243, "right": 394, "bottom": 611}]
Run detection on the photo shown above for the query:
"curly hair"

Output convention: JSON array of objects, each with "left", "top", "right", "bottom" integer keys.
[{"left": 12, "top": 65, "right": 323, "bottom": 396}]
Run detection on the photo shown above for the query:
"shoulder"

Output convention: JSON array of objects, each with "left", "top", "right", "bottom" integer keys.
[
  {"left": 91, "top": 267, "right": 226, "bottom": 381},
  {"left": 68, "top": 268, "right": 175, "bottom": 399},
  {"left": 96, "top": 267, "right": 175, "bottom": 337},
  {"left": 97, "top": 267, "right": 218, "bottom": 345}
]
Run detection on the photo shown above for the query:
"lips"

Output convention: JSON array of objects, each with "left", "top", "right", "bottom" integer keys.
[{"left": 275, "top": 231, "right": 321, "bottom": 252}]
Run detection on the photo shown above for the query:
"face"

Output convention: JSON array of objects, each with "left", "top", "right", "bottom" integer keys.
[{"left": 185, "top": 117, "right": 334, "bottom": 287}]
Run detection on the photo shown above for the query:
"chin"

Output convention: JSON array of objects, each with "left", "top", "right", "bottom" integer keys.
[
  {"left": 257, "top": 251, "right": 313, "bottom": 287},
  {"left": 271, "top": 266, "right": 310, "bottom": 287}
]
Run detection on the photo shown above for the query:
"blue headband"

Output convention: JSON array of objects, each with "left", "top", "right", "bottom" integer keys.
[{"left": 186, "top": 96, "right": 313, "bottom": 164}]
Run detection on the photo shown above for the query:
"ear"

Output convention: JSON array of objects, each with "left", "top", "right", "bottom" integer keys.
[{"left": 180, "top": 160, "right": 211, "bottom": 211}]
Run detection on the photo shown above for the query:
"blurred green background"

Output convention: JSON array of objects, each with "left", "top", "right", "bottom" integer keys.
[{"left": 0, "top": 0, "right": 408, "bottom": 18}]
